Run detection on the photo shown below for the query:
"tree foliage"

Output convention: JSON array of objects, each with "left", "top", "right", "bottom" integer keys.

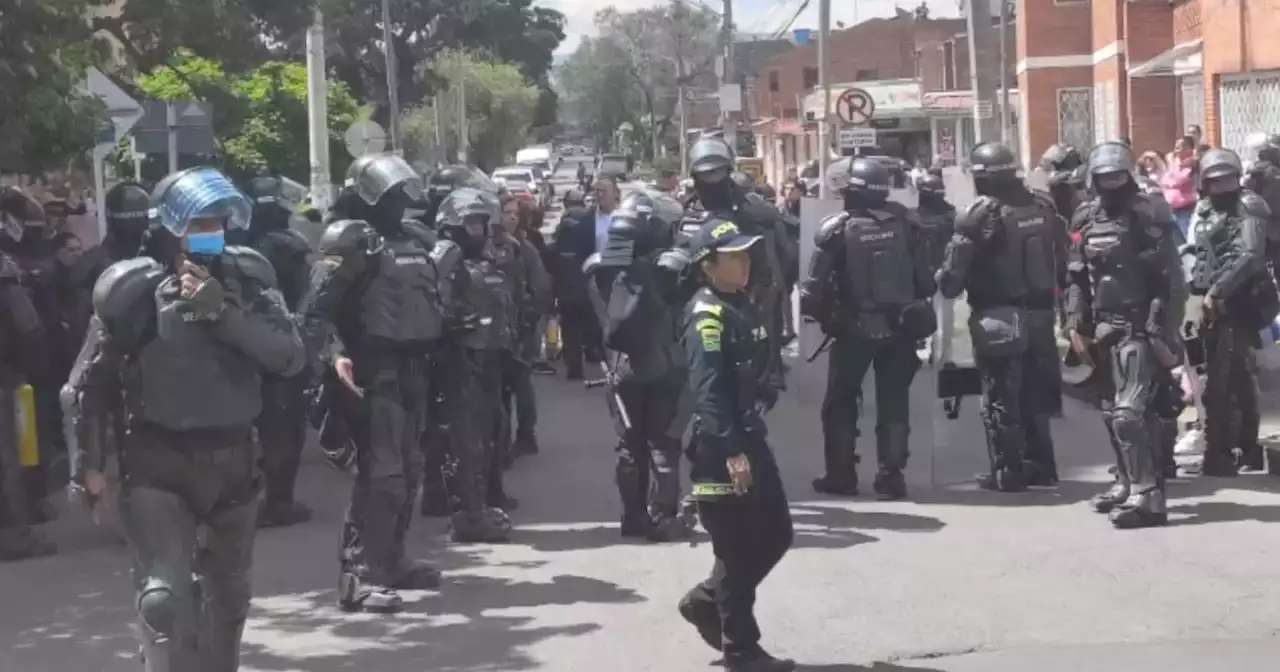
[
  {"left": 134, "top": 50, "right": 361, "bottom": 183},
  {"left": 556, "top": 1, "right": 720, "bottom": 159},
  {"left": 401, "top": 50, "right": 540, "bottom": 172}
]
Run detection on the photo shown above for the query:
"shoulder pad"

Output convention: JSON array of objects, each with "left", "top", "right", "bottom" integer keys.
[
  {"left": 1031, "top": 190, "right": 1056, "bottom": 212},
  {"left": 955, "top": 196, "right": 999, "bottom": 234},
  {"left": 0, "top": 254, "right": 19, "bottom": 280},
  {"left": 1241, "top": 190, "right": 1273, "bottom": 218},
  {"left": 815, "top": 212, "right": 850, "bottom": 248},
  {"left": 402, "top": 219, "right": 437, "bottom": 248},
  {"left": 738, "top": 195, "right": 777, "bottom": 221},
  {"left": 91, "top": 257, "right": 166, "bottom": 325},
  {"left": 319, "top": 219, "right": 375, "bottom": 256},
  {"left": 222, "top": 245, "right": 279, "bottom": 289},
  {"left": 879, "top": 200, "right": 911, "bottom": 218},
  {"left": 429, "top": 238, "right": 463, "bottom": 271},
  {"left": 583, "top": 252, "right": 602, "bottom": 276}
]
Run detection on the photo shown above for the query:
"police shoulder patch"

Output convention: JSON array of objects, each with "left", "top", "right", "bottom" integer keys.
[{"left": 697, "top": 318, "right": 723, "bottom": 352}]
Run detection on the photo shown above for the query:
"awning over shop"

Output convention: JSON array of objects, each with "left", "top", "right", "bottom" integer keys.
[{"left": 1128, "top": 39, "right": 1203, "bottom": 78}]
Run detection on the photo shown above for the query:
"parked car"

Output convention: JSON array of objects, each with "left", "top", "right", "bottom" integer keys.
[
  {"left": 493, "top": 166, "right": 550, "bottom": 209},
  {"left": 596, "top": 153, "right": 629, "bottom": 181}
]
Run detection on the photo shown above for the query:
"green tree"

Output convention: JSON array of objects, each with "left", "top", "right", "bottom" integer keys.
[
  {"left": 134, "top": 50, "right": 361, "bottom": 183},
  {"left": 402, "top": 50, "right": 539, "bottom": 172}
]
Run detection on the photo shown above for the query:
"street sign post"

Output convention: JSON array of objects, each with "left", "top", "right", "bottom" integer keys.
[
  {"left": 134, "top": 100, "right": 217, "bottom": 159},
  {"left": 839, "top": 127, "right": 878, "bottom": 150},
  {"left": 82, "top": 68, "right": 143, "bottom": 242},
  {"left": 344, "top": 121, "right": 388, "bottom": 158},
  {"left": 836, "top": 88, "right": 876, "bottom": 126}
]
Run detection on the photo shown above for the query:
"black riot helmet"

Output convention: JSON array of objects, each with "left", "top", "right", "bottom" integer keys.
[
  {"left": 614, "top": 189, "right": 683, "bottom": 254},
  {"left": 1039, "top": 144, "right": 1085, "bottom": 187},
  {"left": 688, "top": 136, "right": 735, "bottom": 185},
  {"left": 968, "top": 142, "right": 1021, "bottom": 195},
  {"left": 102, "top": 180, "right": 152, "bottom": 250},
  {"left": 1198, "top": 147, "right": 1245, "bottom": 197},
  {"left": 1244, "top": 131, "right": 1280, "bottom": 166},
  {"left": 243, "top": 175, "right": 293, "bottom": 236},
  {"left": 830, "top": 156, "right": 891, "bottom": 209},
  {"left": 349, "top": 153, "right": 425, "bottom": 232},
  {"left": 429, "top": 164, "right": 500, "bottom": 201},
  {"left": 1085, "top": 141, "right": 1138, "bottom": 194},
  {"left": 437, "top": 186, "right": 500, "bottom": 257},
  {"left": 730, "top": 171, "right": 756, "bottom": 191},
  {"left": 0, "top": 186, "right": 41, "bottom": 247},
  {"left": 916, "top": 171, "right": 948, "bottom": 211}
]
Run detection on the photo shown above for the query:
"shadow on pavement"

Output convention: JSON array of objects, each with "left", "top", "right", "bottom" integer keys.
[
  {"left": 1168, "top": 501, "right": 1280, "bottom": 526},
  {"left": 798, "top": 663, "right": 946, "bottom": 671},
  {"left": 910, "top": 480, "right": 1101, "bottom": 508}
]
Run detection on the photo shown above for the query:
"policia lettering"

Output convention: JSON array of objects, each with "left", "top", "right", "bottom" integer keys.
[
  {"left": 63, "top": 167, "right": 306, "bottom": 671},
  {"left": 801, "top": 157, "right": 937, "bottom": 501}
]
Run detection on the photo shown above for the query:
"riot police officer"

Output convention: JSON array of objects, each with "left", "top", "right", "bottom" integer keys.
[
  {"left": 435, "top": 187, "right": 516, "bottom": 543},
  {"left": 1065, "top": 142, "right": 1184, "bottom": 528},
  {"left": 0, "top": 206, "right": 56, "bottom": 561},
  {"left": 1038, "top": 144, "right": 1088, "bottom": 230},
  {"left": 679, "top": 136, "right": 793, "bottom": 405},
  {"left": 242, "top": 175, "right": 315, "bottom": 528},
  {"left": 801, "top": 158, "right": 936, "bottom": 500},
  {"left": 915, "top": 169, "right": 956, "bottom": 364},
  {"left": 677, "top": 220, "right": 794, "bottom": 672},
  {"left": 584, "top": 190, "right": 693, "bottom": 541},
  {"left": 62, "top": 167, "right": 305, "bottom": 669},
  {"left": 1243, "top": 132, "right": 1280, "bottom": 282},
  {"left": 302, "top": 153, "right": 457, "bottom": 613},
  {"left": 1186, "top": 148, "right": 1278, "bottom": 476},
  {"left": 936, "top": 142, "right": 1063, "bottom": 491}
]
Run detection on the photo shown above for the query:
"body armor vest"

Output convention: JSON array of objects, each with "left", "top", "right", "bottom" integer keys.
[
  {"left": 843, "top": 211, "right": 916, "bottom": 314},
  {"left": 491, "top": 235, "right": 526, "bottom": 327},
  {"left": 915, "top": 207, "right": 952, "bottom": 272},
  {"left": 990, "top": 201, "right": 1058, "bottom": 299},
  {"left": 360, "top": 235, "right": 444, "bottom": 349},
  {"left": 130, "top": 285, "right": 263, "bottom": 431},
  {"left": 1081, "top": 216, "right": 1149, "bottom": 315},
  {"left": 457, "top": 257, "right": 512, "bottom": 351}
]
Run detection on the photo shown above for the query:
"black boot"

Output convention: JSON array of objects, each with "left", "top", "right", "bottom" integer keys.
[
  {"left": 338, "top": 572, "right": 404, "bottom": 614},
  {"left": 616, "top": 457, "right": 650, "bottom": 538},
  {"left": 450, "top": 508, "right": 512, "bottom": 543},
  {"left": 257, "top": 500, "right": 312, "bottom": 528},
  {"left": 1023, "top": 414, "right": 1059, "bottom": 487},
  {"left": 1109, "top": 488, "right": 1168, "bottom": 529},
  {"left": 1202, "top": 450, "right": 1239, "bottom": 477},
  {"left": 872, "top": 424, "right": 910, "bottom": 501},
  {"left": 512, "top": 431, "right": 540, "bottom": 456},
  {"left": 724, "top": 647, "right": 797, "bottom": 672}
]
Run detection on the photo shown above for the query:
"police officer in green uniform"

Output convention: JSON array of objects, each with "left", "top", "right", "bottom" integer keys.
[{"left": 677, "top": 220, "right": 795, "bottom": 672}]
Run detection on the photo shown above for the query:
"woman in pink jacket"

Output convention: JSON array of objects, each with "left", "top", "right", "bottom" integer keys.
[{"left": 1161, "top": 136, "right": 1199, "bottom": 239}]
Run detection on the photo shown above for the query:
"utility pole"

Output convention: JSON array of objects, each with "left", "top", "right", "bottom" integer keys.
[
  {"left": 381, "top": 0, "right": 401, "bottom": 152},
  {"left": 305, "top": 9, "right": 331, "bottom": 210},
  {"left": 721, "top": 0, "right": 737, "bottom": 151},
  {"left": 817, "top": 0, "right": 832, "bottom": 198},
  {"left": 964, "top": 0, "right": 1001, "bottom": 145},
  {"left": 997, "top": 0, "right": 1010, "bottom": 143},
  {"left": 458, "top": 77, "right": 469, "bottom": 164}
]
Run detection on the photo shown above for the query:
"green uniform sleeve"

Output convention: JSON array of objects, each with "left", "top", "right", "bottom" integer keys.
[{"left": 686, "top": 305, "right": 743, "bottom": 461}]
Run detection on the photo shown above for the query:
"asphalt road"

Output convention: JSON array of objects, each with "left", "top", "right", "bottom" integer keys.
[{"left": 7, "top": 158, "right": 1280, "bottom": 671}]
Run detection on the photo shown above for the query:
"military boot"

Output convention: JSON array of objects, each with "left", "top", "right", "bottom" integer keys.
[
  {"left": 978, "top": 417, "right": 1028, "bottom": 492},
  {"left": 1201, "top": 449, "right": 1239, "bottom": 477},
  {"left": 871, "top": 424, "right": 910, "bottom": 501},
  {"left": 1023, "top": 414, "right": 1060, "bottom": 487},
  {"left": 450, "top": 508, "right": 512, "bottom": 543},
  {"left": 1109, "top": 488, "right": 1168, "bottom": 529},
  {"left": 392, "top": 558, "right": 442, "bottom": 590},
  {"left": 1238, "top": 443, "right": 1266, "bottom": 472},
  {"left": 616, "top": 458, "right": 651, "bottom": 537},
  {"left": 813, "top": 416, "right": 860, "bottom": 496},
  {"left": 338, "top": 569, "right": 404, "bottom": 614},
  {"left": 257, "top": 500, "right": 312, "bottom": 528},
  {"left": 512, "top": 430, "right": 540, "bottom": 457}
]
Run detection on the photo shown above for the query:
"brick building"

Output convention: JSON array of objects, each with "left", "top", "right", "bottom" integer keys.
[{"left": 1017, "top": 0, "right": 1280, "bottom": 168}]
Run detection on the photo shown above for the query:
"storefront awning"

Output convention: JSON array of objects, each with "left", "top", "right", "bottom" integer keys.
[{"left": 1128, "top": 39, "right": 1203, "bottom": 78}]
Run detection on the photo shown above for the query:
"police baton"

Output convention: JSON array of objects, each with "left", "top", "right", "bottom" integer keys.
[{"left": 585, "top": 361, "right": 633, "bottom": 429}]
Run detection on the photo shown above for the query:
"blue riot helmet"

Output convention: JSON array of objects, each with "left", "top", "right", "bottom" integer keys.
[
  {"left": 1085, "top": 141, "right": 1137, "bottom": 193},
  {"left": 150, "top": 167, "right": 251, "bottom": 258}
]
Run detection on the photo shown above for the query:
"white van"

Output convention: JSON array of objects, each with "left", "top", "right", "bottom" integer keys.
[{"left": 517, "top": 145, "right": 559, "bottom": 173}]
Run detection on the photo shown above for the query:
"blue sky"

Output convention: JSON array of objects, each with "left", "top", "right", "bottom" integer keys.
[{"left": 541, "top": 0, "right": 964, "bottom": 57}]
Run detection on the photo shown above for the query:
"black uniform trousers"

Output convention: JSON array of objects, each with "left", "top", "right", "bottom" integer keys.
[
  {"left": 118, "top": 425, "right": 259, "bottom": 672},
  {"left": 685, "top": 446, "right": 793, "bottom": 657},
  {"left": 820, "top": 335, "right": 918, "bottom": 478},
  {"left": 441, "top": 348, "right": 506, "bottom": 513},
  {"left": 0, "top": 384, "right": 33, "bottom": 544},
  {"left": 341, "top": 352, "right": 428, "bottom": 586},
  {"left": 559, "top": 300, "right": 602, "bottom": 377},
  {"left": 256, "top": 374, "right": 309, "bottom": 506},
  {"left": 1203, "top": 317, "right": 1261, "bottom": 467},
  {"left": 501, "top": 351, "right": 538, "bottom": 439},
  {"left": 975, "top": 308, "right": 1060, "bottom": 476},
  {"left": 613, "top": 375, "right": 685, "bottom": 522}
]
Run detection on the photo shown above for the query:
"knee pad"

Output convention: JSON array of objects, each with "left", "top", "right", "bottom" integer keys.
[
  {"left": 137, "top": 578, "right": 183, "bottom": 636},
  {"left": 1110, "top": 408, "right": 1145, "bottom": 444}
]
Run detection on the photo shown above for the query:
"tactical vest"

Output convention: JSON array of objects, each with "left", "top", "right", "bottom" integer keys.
[
  {"left": 360, "top": 235, "right": 444, "bottom": 348},
  {"left": 1081, "top": 217, "right": 1149, "bottom": 315},
  {"left": 990, "top": 201, "right": 1058, "bottom": 299},
  {"left": 915, "top": 207, "right": 952, "bottom": 272},
  {"left": 492, "top": 235, "right": 526, "bottom": 327},
  {"left": 676, "top": 215, "right": 704, "bottom": 248},
  {"left": 130, "top": 283, "right": 264, "bottom": 431},
  {"left": 607, "top": 261, "right": 683, "bottom": 382},
  {"left": 843, "top": 212, "right": 916, "bottom": 314},
  {"left": 457, "top": 258, "right": 513, "bottom": 351}
]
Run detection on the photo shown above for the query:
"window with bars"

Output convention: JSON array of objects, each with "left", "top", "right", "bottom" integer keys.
[{"left": 1057, "top": 87, "right": 1094, "bottom": 152}]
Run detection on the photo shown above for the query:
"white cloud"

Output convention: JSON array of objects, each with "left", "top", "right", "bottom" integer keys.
[{"left": 542, "top": 0, "right": 963, "bottom": 56}]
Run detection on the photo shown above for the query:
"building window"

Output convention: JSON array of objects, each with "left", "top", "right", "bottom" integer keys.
[
  {"left": 942, "top": 42, "right": 955, "bottom": 90},
  {"left": 855, "top": 69, "right": 878, "bottom": 81},
  {"left": 1058, "top": 87, "right": 1095, "bottom": 152},
  {"left": 769, "top": 70, "right": 779, "bottom": 93},
  {"left": 913, "top": 49, "right": 922, "bottom": 79},
  {"left": 803, "top": 67, "right": 818, "bottom": 89}
]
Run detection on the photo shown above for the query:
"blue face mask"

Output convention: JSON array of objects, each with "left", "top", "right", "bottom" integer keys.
[{"left": 186, "top": 230, "right": 225, "bottom": 256}]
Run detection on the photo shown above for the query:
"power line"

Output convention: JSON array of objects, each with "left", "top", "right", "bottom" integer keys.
[{"left": 770, "top": 0, "right": 811, "bottom": 38}]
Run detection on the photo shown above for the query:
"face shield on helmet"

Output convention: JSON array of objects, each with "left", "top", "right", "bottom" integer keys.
[
  {"left": 1086, "top": 142, "right": 1137, "bottom": 192},
  {"left": 438, "top": 187, "right": 501, "bottom": 232},
  {"left": 151, "top": 167, "right": 251, "bottom": 238},
  {"left": 1197, "top": 148, "right": 1244, "bottom": 194},
  {"left": 352, "top": 153, "right": 426, "bottom": 206},
  {"left": 689, "top": 137, "right": 735, "bottom": 184}
]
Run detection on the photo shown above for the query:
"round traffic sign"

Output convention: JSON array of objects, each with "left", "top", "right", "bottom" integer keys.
[
  {"left": 837, "top": 88, "right": 875, "bottom": 125},
  {"left": 344, "top": 121, "right": 388, "bottom": 158}
]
